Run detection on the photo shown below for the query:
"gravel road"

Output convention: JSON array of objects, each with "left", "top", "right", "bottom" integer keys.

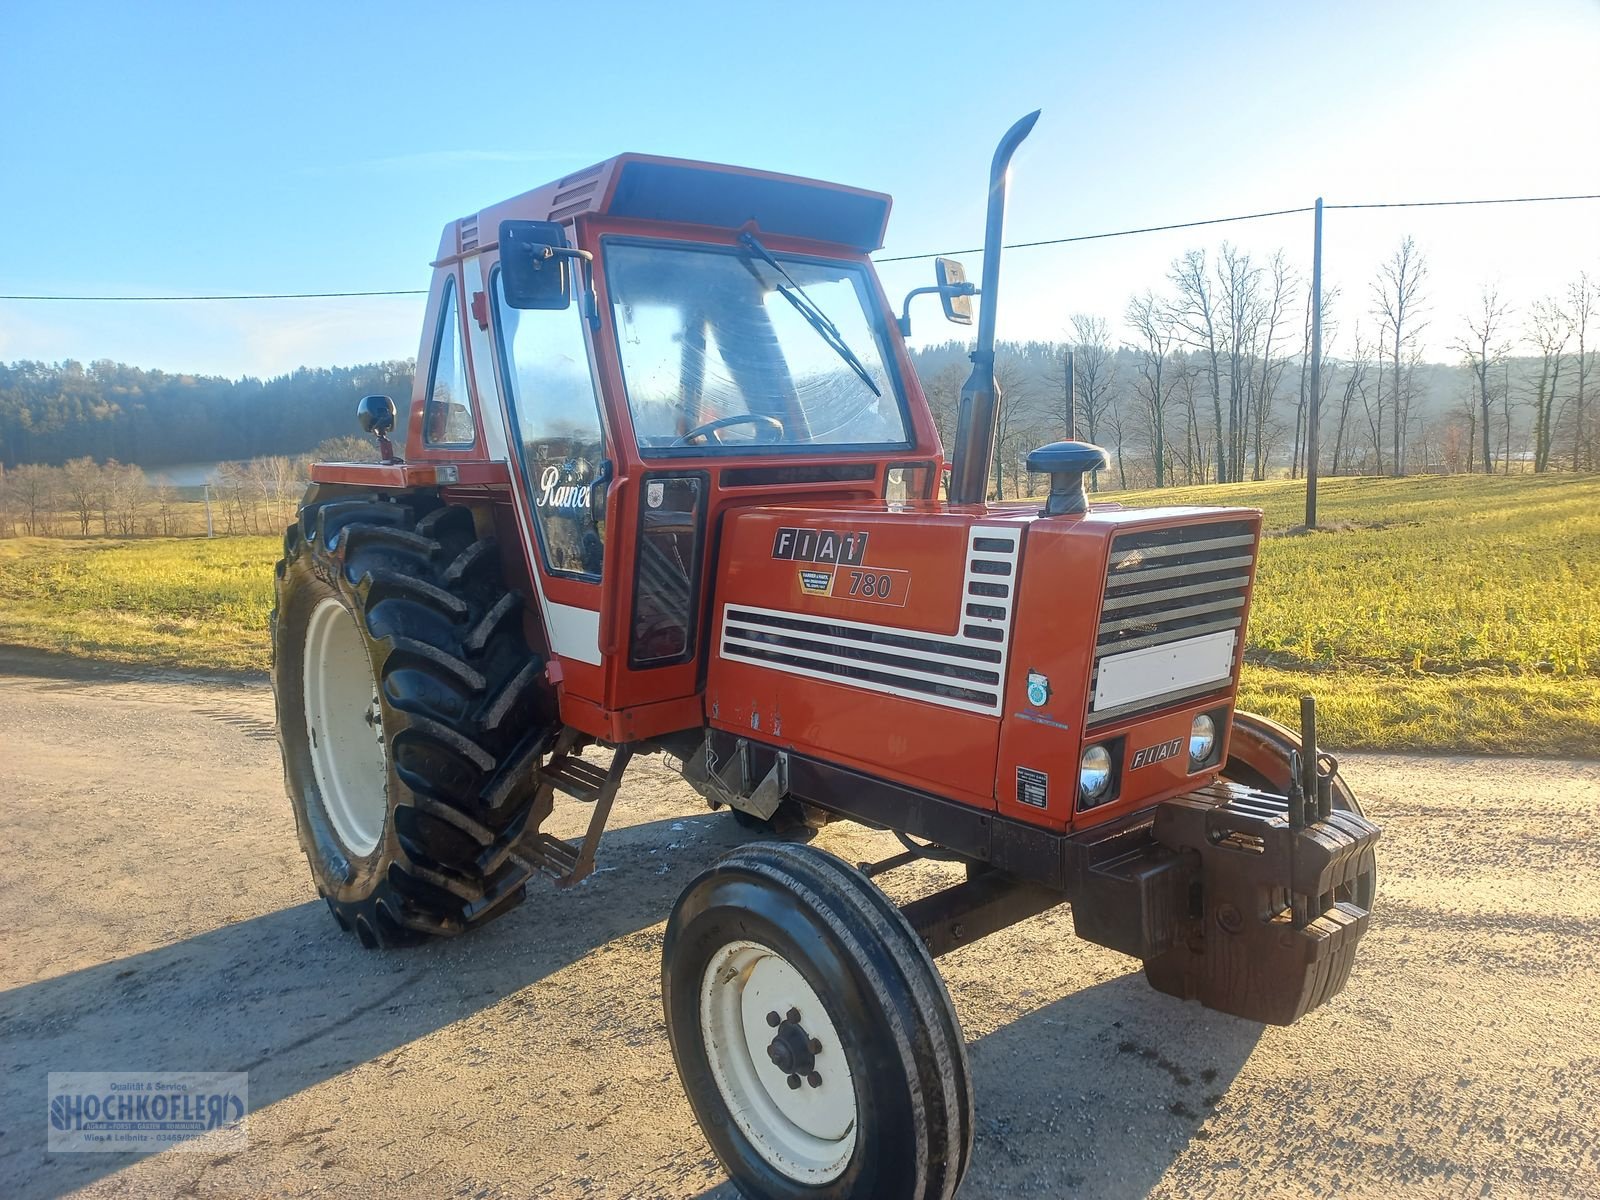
[{"left": 1, "top": 657, "right": 1597, "bottom": 1199}]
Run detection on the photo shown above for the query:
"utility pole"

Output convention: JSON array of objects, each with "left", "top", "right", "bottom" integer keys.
[
  {"left": 204, "top": 482, "right": 214, "bottom": 538},
  {"left": 1065, "top": 349, "right": 1076, "bottom": 440},
  {"left": 1305, "top": 197, "right": 1323, "bottom": 530}
]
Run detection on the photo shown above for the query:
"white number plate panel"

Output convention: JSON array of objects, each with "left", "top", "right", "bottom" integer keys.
[{"left": 1093, "top": 630, "right": 1237, "bottom": 712}]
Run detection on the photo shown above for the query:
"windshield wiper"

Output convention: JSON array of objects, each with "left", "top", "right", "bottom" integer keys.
[{"left": 738, "top": 232, "right": 881, "bottom": 397}]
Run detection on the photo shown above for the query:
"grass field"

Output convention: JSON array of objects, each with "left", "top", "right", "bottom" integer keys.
[
  {"left": 0, "top": 473, "right": 1596, "bottom": 754},
  {"left": 0, "top": 535, "right": 279, "bottom": 674}
]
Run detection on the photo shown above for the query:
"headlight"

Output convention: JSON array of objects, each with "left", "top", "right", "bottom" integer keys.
[
  {"left": 1189, "top": 713, "right": 1217, "bottom": 764},
  {"left": 1079, "top": 744, "right": 1113, "bottom": 803}
]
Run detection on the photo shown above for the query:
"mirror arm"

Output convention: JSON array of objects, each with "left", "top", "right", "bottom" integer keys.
[
  {"left": 898, "top": 286, "right": 940, "bottom": 337},
  {"left": 535, "top": 245, "right": 593, "bottom": 265},
  {"left": 537, "top": 246, "right": 602, "bottom": 330},
  {"left": 898, "top": 282, "right": 979, "bottom": 337}
]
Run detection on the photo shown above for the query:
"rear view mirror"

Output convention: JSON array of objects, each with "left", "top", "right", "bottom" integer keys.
[
  {"left": 897, "top": 258, "right": 979, "bottom": 337},
  {"left": 499, "top": 220, "right": 572, "bottom": 310},
  {"left": 936, "top": 258, "right": 974, "bottom": 325}
]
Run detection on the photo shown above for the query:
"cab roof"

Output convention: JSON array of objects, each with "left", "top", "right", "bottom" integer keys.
[{"left": 440, "top": 154, "right": 892, "bottom": 261}]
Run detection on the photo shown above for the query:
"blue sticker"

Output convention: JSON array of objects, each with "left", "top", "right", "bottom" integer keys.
[{"left": 1026, "top": 669, "right": 1051, "bottom": 708}]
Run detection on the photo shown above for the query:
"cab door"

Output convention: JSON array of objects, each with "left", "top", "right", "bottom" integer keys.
[{"left": 481, "top": 258, "right": 611, "bottom": 702}]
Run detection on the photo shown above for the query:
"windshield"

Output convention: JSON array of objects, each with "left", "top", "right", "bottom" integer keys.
[{"left": 604, "top": 239, "right": 910, "bottom": 455}]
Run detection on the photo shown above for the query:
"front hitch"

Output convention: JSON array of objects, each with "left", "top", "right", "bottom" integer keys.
[{"left": 1143, "top": 698, "right": 1380, "bottom": 1025}]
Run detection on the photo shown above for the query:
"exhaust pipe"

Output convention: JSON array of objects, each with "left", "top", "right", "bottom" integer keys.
[{"left": 947, "top": 109, "right": 1041, "bottom": 507}]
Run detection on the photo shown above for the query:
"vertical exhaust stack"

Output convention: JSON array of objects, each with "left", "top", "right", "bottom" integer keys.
[{"left": 947, "top": 109, "right": 1041, "bottom": 506}]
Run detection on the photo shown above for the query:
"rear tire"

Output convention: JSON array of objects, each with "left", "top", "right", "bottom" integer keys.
[
  {"left": 271, "top": 488, "right": 556, "bottom": 947},
  {"left": 663, "top": 842, "right": 973, "bottom": 1199}
]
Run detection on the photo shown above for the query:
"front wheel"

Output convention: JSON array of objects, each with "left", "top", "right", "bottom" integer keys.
[{"left": 663, "top": 843, "right": 973, "bottom": 1200}]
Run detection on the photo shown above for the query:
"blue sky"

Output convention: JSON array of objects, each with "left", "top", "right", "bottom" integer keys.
[{"left": 2, "top": 0, "right": 1596, "bottom": 376}]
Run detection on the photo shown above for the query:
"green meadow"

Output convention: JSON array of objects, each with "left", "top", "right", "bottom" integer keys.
[{"left": 1, "top": 473, "right": 1595, "bottom": 754}]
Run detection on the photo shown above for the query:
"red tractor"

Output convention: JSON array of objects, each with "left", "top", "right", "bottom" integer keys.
[{"left": 272, "top": 112, "right": 1377, "bottom": 1199}]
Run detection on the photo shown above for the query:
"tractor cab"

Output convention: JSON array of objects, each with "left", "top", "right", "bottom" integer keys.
[{"left": 319, "top": 153, "right": 956, "bottom": 744}]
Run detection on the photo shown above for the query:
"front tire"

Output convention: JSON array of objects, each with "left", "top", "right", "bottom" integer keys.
[
  {"left": 663, "top": 842, "right": 973, "bottom": 1200},
  {"left": 271, "top": 489, "right": 556, "bottom": 947}
]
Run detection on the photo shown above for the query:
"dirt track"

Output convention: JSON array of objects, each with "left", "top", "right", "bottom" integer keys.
[{"left": 1, "top": 659, "right": 1597, "bottom": 1199}]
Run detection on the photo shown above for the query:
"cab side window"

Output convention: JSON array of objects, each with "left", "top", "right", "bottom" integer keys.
[
  {"left": 492, "top": 268, "right": 607, "bottom": 579},
  {"left": 424, "top": 277, "right": 476, "bottom": 446}
]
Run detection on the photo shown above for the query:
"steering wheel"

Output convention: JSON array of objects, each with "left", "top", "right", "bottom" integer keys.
[{"left": 672, "top": 413, "right": 785, "bottom": 447}]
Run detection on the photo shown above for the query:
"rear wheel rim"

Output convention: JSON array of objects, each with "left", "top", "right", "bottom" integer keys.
[
  {"left": 303, "top": 597, "right": 387, "bottom": 857},
  {"left": 699, "top": 939, "right": 858, "bottom": 1184}
]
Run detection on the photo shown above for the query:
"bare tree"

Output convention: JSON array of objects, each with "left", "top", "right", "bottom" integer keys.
[
  {"left": 1169, "top": 250, "right": 1227, "bottom": 482},
  {"left": 1330, "top": 327, "right": 1371, "bottom": 475},
  {"left": 1125, "top": 290, "right": 1176, "bottom": 486},
  {"left": 150, "top": 476, "right": 181, "bottom": 536},
  {"left": 990, "top": 357, "right": 1038, "bottom": 501},
  {"left": 1370, "top": 236, "right": 1428, "bottom": 475},
  {"left": 211, "top": 462, "right": 253, "bottom": 535},
  {"left": 1502, "top": 358, "right": 1517, "bottom": 474},
  {"left": 1448, "top": 387, "right": 1480, "bottom": 473},
  {"left": 105, "top": 462, "right": 149, "bottom": 535},
  {"left": 1293, "top": 281, "right": 1338, "bottom": 479},
  {"left": 1167, "top": 351, "right": 1208, "bottom": 484},
  {"left": 1567, "top": 272, "right": 1596, "bottom": 470},
  {"left": 60, "top": 457, "right": 100, "bottom": 536},
  {"left": 4, "top": 464, "right": 59, "bottom": 536},
  {"left": 1452, "top": 285, "right": 1512, "bottom": 474},
  {"left": 1068, "top": 315, "right": 1118, "bottom": 491},
  {"left": 1527, "top": 298, "right": 1570, "bottom": 473},
  {"left": 1249, "top": 250, "right": 1295, "bottom": 480},
  {"left": 1216, "top": 244, "right": 1262, "bottom": 482}
]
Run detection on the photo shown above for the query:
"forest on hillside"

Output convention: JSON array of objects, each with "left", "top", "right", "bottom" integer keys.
[{"left": 0, "top": 359, "right": 414, "bottom": 469}]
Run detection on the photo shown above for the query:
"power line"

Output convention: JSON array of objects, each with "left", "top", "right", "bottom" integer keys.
[
  {"left": 0, "top": 288, "right": 427, "bottom": 301},
  {"left": 878, "top": 192, "right": 1600, "bottom": 264},
  {"left": 1327, "top": 192, "right": 1600, "bottom": 211},
  {"left": 4, "top": 191, "right": 1597, "bottom": 301},
  {"left": 876, "top": 205, "right": 1317, "bottom": 262}
]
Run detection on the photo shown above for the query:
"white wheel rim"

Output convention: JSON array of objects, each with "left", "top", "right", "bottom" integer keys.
[
  {"left": 699, "top": 940, "right": 858, "bottom": 1184},
  {"left": 303, "top": 596, "right": 388, "bottom": 857}
]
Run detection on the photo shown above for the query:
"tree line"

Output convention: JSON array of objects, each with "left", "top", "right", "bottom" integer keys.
[
  {"left": 0, "top": 437, "right": 379, "bottom": 539},
  {"left": 2, "top": 235, "right": 1595, "bottom": 533},
  {"left": 0, "top": 359, "right": 414, "bottom": 469},
  {"left": 909, "top": 242, "right": 1597, "bottom": 497}
]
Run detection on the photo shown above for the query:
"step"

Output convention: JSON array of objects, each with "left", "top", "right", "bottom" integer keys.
[
  {"left": 541, "top": 755, "right": 610, "bottom": 803},
  {"left": 521, "top": 832, "right": 581, "bottom": 881}
]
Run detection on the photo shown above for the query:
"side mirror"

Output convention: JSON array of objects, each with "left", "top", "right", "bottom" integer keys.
[
  {"left": 357, "top": 394, "right": 400, "bottom": 464},
  {"left": 357, "top": 394, "right": 395, "bottom": 435},
  {"left": 499, "top": 220, "right": 573, "bottom": 310},
  {"left": 897, "top": 258, "right": 979, "bottom": 338},
  {"left": 936, "top": 257, "right": 974, "bottom": 325}
]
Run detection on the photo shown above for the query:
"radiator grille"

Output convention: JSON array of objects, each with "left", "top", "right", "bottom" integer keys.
[
  {"left": 719, "top": 525, "right": 1019, "bottom": 715},
  {"left": 1088, "top": 519, "right": 1257, "bottom": 726}
]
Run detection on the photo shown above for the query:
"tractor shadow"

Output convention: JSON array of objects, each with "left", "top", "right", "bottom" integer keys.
[
  {"left": 691, "top": 971, "right": 1264, "bottom": 1200},
  {"left": 0, "top": 809, "right": 753, "bottom": 1200},
  {"left": 956, "top": 975, "right": 1264, "bottom": 1197},
  {"left": 6, "top": 802, "right": 1262, "bottom": 1200}
]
